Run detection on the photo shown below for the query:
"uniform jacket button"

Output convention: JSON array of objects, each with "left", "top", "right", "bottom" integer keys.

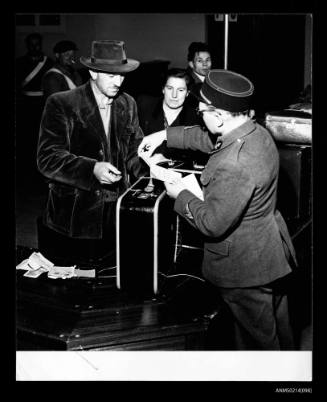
[
  {"left": 95, "top": 190, "right": 101, "bottom": 196},
  {"left": 99, "top": 149, "right": 104, "bottom": 156}
]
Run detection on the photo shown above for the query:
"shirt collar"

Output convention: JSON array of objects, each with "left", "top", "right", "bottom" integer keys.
[
  {"left": 194, "top": 71, "right": 205, "bottom": 82},
  {"left": 90, "top": 81, "right": 113, "bottom": 109}
]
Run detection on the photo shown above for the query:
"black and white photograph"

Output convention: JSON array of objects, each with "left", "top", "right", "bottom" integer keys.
[{"left": 14, "top": 12, "right": 313, "bottom": 386}]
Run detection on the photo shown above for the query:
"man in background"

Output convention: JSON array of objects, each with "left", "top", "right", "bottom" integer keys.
[
  {"left": 42, "top": 40, "right": 84, "bottom": 99},
  {"left": 16, "top": 33, "right": 54, "bottom": 187},
  {"left": 187, "top": 42, "right": 212, "bottom": 92},
  {"left": 185, "top": 41, "right": 212, "bottom": 116}
]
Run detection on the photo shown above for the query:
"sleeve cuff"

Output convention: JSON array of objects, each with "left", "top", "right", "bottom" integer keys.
[{"left": 174, "top": 189, "right": 197, "bottom": 219}]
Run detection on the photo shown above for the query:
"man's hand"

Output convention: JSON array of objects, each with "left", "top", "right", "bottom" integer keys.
[
  {"left": 137, "top": 130, "right": 167, "bottom": 159},
  {"left": 164, "top": 178, "right": 187, "bottom": 200},
  {"left": 93, "top": 162, "right": 122, "bottom": 184}
]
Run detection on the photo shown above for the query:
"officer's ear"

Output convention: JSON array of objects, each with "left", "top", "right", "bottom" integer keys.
[
  {"left": 55, "top": 52, "right": 60, "bottom": 59},
  {"left": 188, "top": 61, "right": 194, "bottom": 70},
  {"left": 89, "top": 70, "right": 98, "bottom": 80}
]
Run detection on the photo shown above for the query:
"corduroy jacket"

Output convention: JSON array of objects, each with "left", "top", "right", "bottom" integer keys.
[
  {"left": 37, "top": 80, "right": 146, "bottom": 239},
  {"left": 167, "top": 120, "right": 297, "bottom": 288}
]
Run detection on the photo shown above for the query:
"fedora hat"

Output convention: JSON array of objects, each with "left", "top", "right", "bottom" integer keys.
[
  {"left": 193, "top": 69, "right": 254, "bottom": 113},
  {"left": 80, "top": 40, "right": 140, "bottom": 73}
]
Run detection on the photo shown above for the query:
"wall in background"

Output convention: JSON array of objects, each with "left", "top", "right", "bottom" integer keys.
[
  {"left": 15, "top": 13, "right": 206, "bottom": 70},
  {"left": 304, "top": 14, "right": 312, "bottom": 89},
  {"left": 15, "top": 12, "right": 311, "bottom": 100}
]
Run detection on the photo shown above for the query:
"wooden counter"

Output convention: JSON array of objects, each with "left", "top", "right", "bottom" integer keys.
[{"left": 16, "top": 248, "right": 218, "bottom": 351}]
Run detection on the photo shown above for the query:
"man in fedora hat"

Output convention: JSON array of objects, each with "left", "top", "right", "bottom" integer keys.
[
  {"left": 37, "top": 40, "right": 147, "bottom": 264},
  {"left": 138, "top": 69, "right": 298, "bottom": 350}
]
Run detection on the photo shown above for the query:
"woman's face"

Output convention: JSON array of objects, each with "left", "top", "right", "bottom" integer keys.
[{"left": 163, "top": 77, "right": 189, "bottom": 109}]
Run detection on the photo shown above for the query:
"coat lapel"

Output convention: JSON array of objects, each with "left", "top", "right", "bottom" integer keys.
[{"left": 81, "top": 81, "right": 108, "bottom": 144}]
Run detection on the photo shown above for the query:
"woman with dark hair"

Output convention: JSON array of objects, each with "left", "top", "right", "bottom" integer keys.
[
  {"left": 137, "top": 67, "right": 205, "bottom": 163},
  {"left": 137, "top": 68, "right": 199, "bottom": 136}
]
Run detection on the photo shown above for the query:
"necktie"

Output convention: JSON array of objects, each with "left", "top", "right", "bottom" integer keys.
[{"left": 99, "top": 101, "right": 112, "bottom": 137}]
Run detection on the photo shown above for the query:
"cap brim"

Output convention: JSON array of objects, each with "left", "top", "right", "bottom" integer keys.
[
  {"left": 189, "top": 88, "right": 211, "bottom": 106},
  {"left": 80, "top": 57, "right": 140, "bottom": 73}
]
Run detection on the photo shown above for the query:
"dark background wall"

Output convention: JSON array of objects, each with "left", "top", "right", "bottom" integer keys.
[
  {"left": 206, "top": 13, "right": 311, "bottom": 116},
  {"left": 15, "top": 13, "right": 206, "bottom": 68}
]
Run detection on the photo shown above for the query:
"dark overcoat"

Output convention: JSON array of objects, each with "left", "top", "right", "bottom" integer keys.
[
  {"left": 37, "top": 80, "right": 146, "bottom": 239},
  {"left": 137, "top": 94, "right": 200, "bottom": 135},
  {"left": 167, "top": 120, "right": 297, "bottom": 288}
]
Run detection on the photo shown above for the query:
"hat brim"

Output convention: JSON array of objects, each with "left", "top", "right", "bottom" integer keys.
[{"left": 80, "top": 57, "right": 140, "bottom": 73}]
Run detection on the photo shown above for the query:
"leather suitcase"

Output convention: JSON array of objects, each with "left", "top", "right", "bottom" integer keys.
[
  {"left": 276, "top": 143, "right": 312, "bottom": 221},
  {"left": 116, "top": 177, "right": 176, "bottom": 295},
  {"left": 265, "top": 110, "right": 312, "bottom": 144}
]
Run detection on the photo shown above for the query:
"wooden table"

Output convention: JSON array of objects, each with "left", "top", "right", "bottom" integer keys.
[{"left": 16, "top": 248, "right": 218, "bottom": 351}]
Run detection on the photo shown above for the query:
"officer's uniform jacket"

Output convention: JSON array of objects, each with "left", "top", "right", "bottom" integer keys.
[
  {"left": 37, "top": 80, "right": 146, "bottom": 239},
  {"left": 167, "top": 120, "right": 297, "bottom": 288}
]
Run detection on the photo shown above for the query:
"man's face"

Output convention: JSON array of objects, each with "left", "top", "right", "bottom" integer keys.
[
  {"left": 90, "top": 71, "right": 125, "bottom": 98},
  {"left": 163, "top": 77, "right": 188, "bottom": 109},
  {"left": 198, "top": 101, "right": 227, "bottom": 134},
  {"left": 189, "top": 51, "right": 212, "bottom": 77},
  {"left": 27, "top": 38, "right": 42, "bottom": 57},
  {"left": 57, "top": 50, "right": 76, "bottom": 68}
]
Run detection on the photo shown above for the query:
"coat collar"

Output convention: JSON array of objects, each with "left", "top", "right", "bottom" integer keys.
[
  {"left": 152, "top": 96, "right": 187, "bottom": 127},
  {"left": 81, "top": 80, "right": 125, "bottom": 142}
]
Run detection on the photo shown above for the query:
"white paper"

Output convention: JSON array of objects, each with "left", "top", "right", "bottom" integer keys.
[
  {"left": 16, "top": 258, "right": 30, "bottom": 270},
  {"left": 150, "top": 164, "right": 182, "bottom": 183},
  {"left": 74, "top": 269, "right": 96, "bottom": 278},
  {"left": 48, "top": 265, "right": 76, "bottom": 279},
  {"left": 182, "top": 174, "right": 204, "bottom": 200}
]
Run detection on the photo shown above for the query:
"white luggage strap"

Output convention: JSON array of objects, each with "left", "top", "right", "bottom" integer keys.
[
  {"left": 45, "top": 67, "right": 77, "bottom": 90},
  {"left": 21, "top": 56, "right": 48, "bottom": 88}
]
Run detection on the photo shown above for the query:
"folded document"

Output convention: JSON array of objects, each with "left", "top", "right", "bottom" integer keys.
[{"left": 16, "top": 251, "right": 95, "bottom": 279}]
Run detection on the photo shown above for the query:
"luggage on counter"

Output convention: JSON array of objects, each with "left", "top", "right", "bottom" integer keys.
[
  {"left": 276, "top": 143, "right": 312, "bottom": 222},
  {"left": 116, "top": 176, "right": 176, "bottom": 295},
  {"left": 116, "top": 160, "right": 207, "bottom": 296},
  {"left": 265, "top": 109, "right": 312, "bottom": 144}
]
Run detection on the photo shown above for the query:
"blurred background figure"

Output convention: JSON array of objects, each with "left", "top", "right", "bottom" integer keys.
[
  {"left": 185, "top": 42, "right": 212, "bottom": 118},
  {"left": 187, "top": 42, "right": 212, "bottom": 92},
  {"left": 42, "top": 40, "right": 83, "bottom": 99},
  {"left": 15, "top": 32, "right": 54, "bottom": 189}
]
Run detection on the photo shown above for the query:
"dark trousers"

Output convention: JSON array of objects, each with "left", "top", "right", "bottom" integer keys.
[{"left": 218, "top": 279, "right": 295, "bottom": 350}]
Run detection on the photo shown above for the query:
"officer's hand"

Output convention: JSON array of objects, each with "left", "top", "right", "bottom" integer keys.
[
  {"left": 164, "top": 178, "right": 187, "bottom": 199},
  {"left": 138, "top": 130, "right": 167, "bottom": 159},
  {"left": 93, "top": 162, "right": 122, "bottom": 184}
]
